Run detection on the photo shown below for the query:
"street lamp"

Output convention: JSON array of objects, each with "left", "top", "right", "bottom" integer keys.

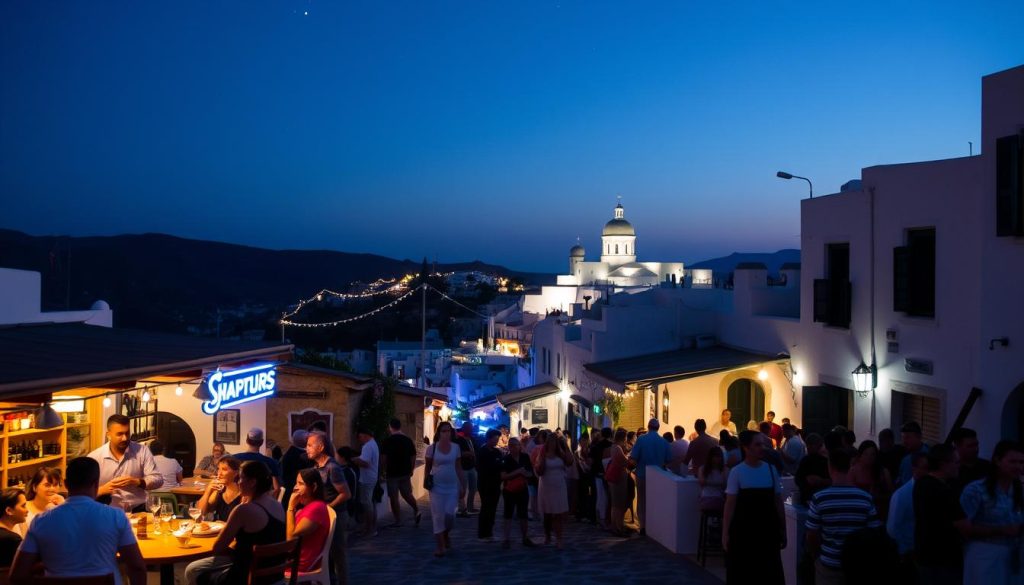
[
  {"left": 851, "top": 361, "right": 877, "bottom": 397},
  {"left": 777, "top": 171, "right": 814, "bottom": 198}
]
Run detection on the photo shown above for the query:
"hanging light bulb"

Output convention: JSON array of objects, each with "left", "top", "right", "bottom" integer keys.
[
  {"left": 102, "top": 396, "right": 112, "bottom": 408},
  {"left": 175, "top": 384, "right": 183, "bottom": 396},
  {"left": 758, "top": 368, "right": 769, "bottom": 381},
  {"left": 141, "top": 388, "right": 151, "bottom": 403}
]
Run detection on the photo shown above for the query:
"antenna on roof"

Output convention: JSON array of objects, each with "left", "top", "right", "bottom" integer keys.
[{"left": 969, "top": 141, "right": 973, "bottom": 156}]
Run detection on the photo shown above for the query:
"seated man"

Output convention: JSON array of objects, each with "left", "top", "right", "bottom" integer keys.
[
  {"left": 10, "top": 457, "right": 147, "bottom": 585},
  {"left": 150, "top": 440, "right": 183, "bottom": 488},
  {"left": 195, "top": 442, "right": 230, "bottom": 478}
]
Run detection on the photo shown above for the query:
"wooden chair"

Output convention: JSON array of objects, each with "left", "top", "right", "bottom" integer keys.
[
  {"left": 293, "top": 507, "right": 337, "bottom": 585},
  {"left": 34, "top": 575, "right": 116, "bottom": 585},
  {"left": 249, "top": 537, "right": 300, "bottom": 585}
]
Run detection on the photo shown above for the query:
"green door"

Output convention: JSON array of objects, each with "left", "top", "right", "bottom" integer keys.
[{"left": 727, "top": 379, "right": 765, "bottom": 431}]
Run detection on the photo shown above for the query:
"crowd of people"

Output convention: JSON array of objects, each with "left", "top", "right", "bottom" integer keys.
[
  {"left": 0, "top": 412, "right": 400, "bottom": 585},
  {"left": 3, "top": 408, "right": 1022, "bottom": 585}
]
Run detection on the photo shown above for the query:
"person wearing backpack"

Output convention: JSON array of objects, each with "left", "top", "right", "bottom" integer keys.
[{"left": 500, "top": 437, "right": 535, "bottom": 549}]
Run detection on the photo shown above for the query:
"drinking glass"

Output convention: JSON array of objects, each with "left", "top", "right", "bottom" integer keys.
[
  {"left": 188, "top": 503, "right": 202, "bottom": 523},
  {"left": 159, "top": 503, "right": 175, "bottom": 533},
  {"left": 148, "top": 496, "right": 163, "bottom": 534}
]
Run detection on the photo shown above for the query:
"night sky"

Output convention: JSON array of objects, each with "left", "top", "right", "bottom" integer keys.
[{"left": 2, "top": 1, "right": 1021, "bottom": 272}]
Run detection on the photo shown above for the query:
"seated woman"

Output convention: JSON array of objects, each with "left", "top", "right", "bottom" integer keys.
[
  {"left": 0, "top": 488, "right": 28, "bottom": 566},
  {"left": 195, "top": 442, "right": 230, "bottom": 478},
  {"left": 698, "top": 447, "right": 729, "bottom": 512},
  {"left": 185, "top": 461, "right": 286, "bottom": 585},
  {"left": 25, "top": 467, "right": 64, "bottom": 534},
  {"left": 198, "top": 456, "right": 242, "bottom": 521},
  {"left": 286, "top": 469, "right": 331, "bottom": 574}
]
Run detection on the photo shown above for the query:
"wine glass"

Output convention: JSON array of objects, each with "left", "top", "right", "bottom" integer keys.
[
  {"left": 188, "top": 503, "right": 201, "bottom": 523},
  {"left": 148, "top": 496, "right": 163, "bottom": 534},
  {"left": 159, "top": 503, "right": 175, "bottom": 534}
]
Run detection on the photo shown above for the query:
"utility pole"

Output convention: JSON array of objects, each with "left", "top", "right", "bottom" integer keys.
[{"left": 420, "top": 283, "right": 427, "bottom": 390}]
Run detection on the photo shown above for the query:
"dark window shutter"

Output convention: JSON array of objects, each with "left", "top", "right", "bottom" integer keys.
[
  {"left": 836, "top": 280, "right": 852, "bottom": 327},
  {"left": 813, "top": 279, "right": 830, "bottom": 323},
  {"left": 996, "top": 134, "right": 1024, "bottom": 237},
  {"left": 894, "top": 246, "right": 911, "bottom": 312}
]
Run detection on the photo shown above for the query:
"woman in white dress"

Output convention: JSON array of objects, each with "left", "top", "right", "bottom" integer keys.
[
  {"left": 424, "top": 421, "right": 466, "bottom": 557},
  {"left": 535, "top": 433, "right": 574, "bottom": 548}
]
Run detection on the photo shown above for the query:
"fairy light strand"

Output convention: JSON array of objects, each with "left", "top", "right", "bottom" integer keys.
[{"left": 280, "top": 279, "right": 491, "bottom": 328}]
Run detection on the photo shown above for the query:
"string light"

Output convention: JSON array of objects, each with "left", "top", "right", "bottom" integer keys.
[
  {"left": 175, "top": 384, "right": 183, "bottom": 396},
  {"left": 141, "top": 388, "right": 151, "bottom": 403},
  {"left": 280, "top": 281, "right": 490, "bottom": 328},
  {"left": 102, "top": 397, "right": 112, "bottom": 408}
]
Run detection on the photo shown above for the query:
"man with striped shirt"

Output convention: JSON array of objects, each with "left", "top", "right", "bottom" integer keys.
[{"left": 806, "top": 448, "right": 882, "bottom": 585}]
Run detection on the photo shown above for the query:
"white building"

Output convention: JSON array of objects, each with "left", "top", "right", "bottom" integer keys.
[
  {"left": 523, "top": 200, "right": 685, "bottom": 317},
  {"left": 1, "top": 267, "right": 112, "bottom": 327},
  {"left": 513, "top": 64, "right": 1024, "bottom": 451}
]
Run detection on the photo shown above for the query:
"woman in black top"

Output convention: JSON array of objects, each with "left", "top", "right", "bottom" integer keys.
[
  {"left": 198, "top": 456, "right": 242, "bottom": 521},
  {"left": 187, "top": 461, "right": 286, "bottom": 585},
  {"left": 0, "top": 488, "right": 28, "bottom": 566}
]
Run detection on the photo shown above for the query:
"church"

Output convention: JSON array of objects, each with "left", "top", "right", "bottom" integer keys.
[{"left": 556, "top": 200, "right": 684, "bottom": 287}]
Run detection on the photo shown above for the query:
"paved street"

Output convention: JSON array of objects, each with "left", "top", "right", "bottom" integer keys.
[{"left": 348, "top": 497, "right": 723, "bottom": 585}]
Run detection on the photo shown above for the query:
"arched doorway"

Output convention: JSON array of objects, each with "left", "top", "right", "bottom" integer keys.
[
  {"left": 155, "top": 412, "right": 198, "bottom": 476},
  {"left": 727, "top": 378, "right": 766, "bottom": 431},
  {"left": 1001, "top": 382, "right": 1024, "bottom": 445}
]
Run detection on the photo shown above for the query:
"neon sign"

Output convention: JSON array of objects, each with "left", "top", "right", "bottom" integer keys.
[{"left": 201, "top": 363, "right": 277, "bottom": 415}]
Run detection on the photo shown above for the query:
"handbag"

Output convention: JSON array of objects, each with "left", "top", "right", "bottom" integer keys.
[
  {"left": 504, "top": 474, "right": 528, "bottom": 493},
  {"left": 606, "top": 457, "right": 623, "bottom": 483}
]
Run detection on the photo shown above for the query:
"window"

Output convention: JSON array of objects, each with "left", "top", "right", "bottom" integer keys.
[
  {"left": 813, "top": 243, "right": 851, "bottom": 328},
  {"left": 615, "top": 244, "right": 619, "bottom": 254},
  {"left": 996, "top": 132, "right": 1024, "bottom": 237},
  {"left": 894, "top": 228, "right": 935, "bottom": 318}
]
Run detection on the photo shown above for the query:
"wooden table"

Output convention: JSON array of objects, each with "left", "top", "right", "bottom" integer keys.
[
  {"left": 135, "top": 522, "right": 218, "bottom": 585},
  {"left": 169, "top": 478, "right": 208, "bottom": 499}
]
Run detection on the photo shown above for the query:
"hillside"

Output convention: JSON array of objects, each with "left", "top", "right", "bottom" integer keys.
[
  {"left": 0, "top": 229, "right": 539, "bottom": 333},
  {"left": 688, "top": 249, "right": 800, "bottom": 278}
]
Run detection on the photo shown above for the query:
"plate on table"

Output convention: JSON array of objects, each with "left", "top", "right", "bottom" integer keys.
[{"left": 192, "top": 522, "right": 225, "bottom": 537}]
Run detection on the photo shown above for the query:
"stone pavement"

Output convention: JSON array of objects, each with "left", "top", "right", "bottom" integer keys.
[{"left": 348, "top": 497, "right": 724, "bottom": 585}]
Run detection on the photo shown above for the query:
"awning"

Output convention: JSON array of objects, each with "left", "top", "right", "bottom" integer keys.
[
  {"left": 495, "top": 382, "right": 560, "bottom": 408},
  {"left": 583, "top": 346, "right": 780, "bottom": 393},
  {"left": 0, "top": 322, "right": 293, "bottom": 398},
  {"left": 569, "top": 394, "right": 593, "bottom": 409}
]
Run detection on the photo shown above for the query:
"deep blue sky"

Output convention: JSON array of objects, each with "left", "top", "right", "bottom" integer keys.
[{"left": 2, "top": 1, "right": 1021, "bottom": 272}]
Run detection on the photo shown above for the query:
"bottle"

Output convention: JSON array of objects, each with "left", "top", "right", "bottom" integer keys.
[{"left": 137, "top": 513, "right": 148, "bottom": 539}]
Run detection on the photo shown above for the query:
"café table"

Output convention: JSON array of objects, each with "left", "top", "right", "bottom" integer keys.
[
  {"left": 170, "top": 478, "right": 208, "bottom": 498},
  {"left": 134, "top": 520, "right": 218, "bottom": 585}
]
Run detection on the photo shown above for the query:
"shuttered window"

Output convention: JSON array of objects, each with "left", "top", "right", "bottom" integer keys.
[
  {"left": 893, "top": 228, "right": 935, "bottom": 318},
  {"left": 996, "top": 133, "right": 1024, "bottom": 237},
  {"left": 897, "top": 392, "right": 943, "bottom": 446}
]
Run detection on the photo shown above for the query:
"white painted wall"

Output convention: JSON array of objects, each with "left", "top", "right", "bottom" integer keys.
[{"left": 0, "top": 267, "right": 113, "bottom": 327}]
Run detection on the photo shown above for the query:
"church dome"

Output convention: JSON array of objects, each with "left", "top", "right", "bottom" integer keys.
[
  {"left": 603, "top": 218, "right": 634, "bottom": 236},
  {"left": 570, "top": 244, "right": 586, "bottom": 257},
  {"left": 602, "top": 202, "right": 635, "bottom": 236}
]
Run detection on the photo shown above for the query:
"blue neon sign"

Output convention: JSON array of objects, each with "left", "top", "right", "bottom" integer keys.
[{"left": 201, "top": 363, "right": 277, "bottom": 415}]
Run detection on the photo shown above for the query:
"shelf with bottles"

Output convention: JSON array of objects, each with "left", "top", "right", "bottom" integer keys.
[
  {"left": 4, "top": 426, "right": 64, "bottom": 439},
  {"left": 6, "top": 454, "right": 62, "bottom": 470}
]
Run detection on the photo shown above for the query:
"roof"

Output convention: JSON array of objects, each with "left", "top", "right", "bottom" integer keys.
[
  {"left": 0, "top": 322, "right": 293, "bottom": 398},
  {"left": 495, "top": 382, "right": 560, "bottom": 408},
  {"left": 583, "top": 346, "right": 779, "bottom": 392},
  {"left": 602, "top": 218, "right": 635, "bottom": 236},
  {"left": 277, "top": 363, "right": 374, "bottom": 390},
  {"left": 394, "top": 383, "right": 448, "bottom": 401},
  {"left": 377, "top": 340, "right": 446, "bottom": 352}
]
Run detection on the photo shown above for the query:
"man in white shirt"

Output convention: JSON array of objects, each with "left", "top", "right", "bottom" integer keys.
[
  {"left": 887, "top": 451, "right": 930, "bottom": 556},
  {"left": 710, "top": 409, "right": 738, "bottom": 437},
  {"left": 149, "top": 440, "right": 183, "bottom": 488},
  {"left": 10, "top": 457, "right": 147, "bottom": 585},
  {"left": 668, "top": 425, "right": 690, "bottom": 475},
  {"left": 353, "top": 426, "right": 380, "bottom": 537},
  {"left": 780, "top": 424, "right": 806, "bottom": 475},
  {"left": 89, "top": 414, "right": 163, "bottom": 512}
]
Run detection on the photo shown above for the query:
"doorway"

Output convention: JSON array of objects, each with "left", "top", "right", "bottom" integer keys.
[
  {"left": 727, "top": 379, "right": 766, "bottom": 431},
  {"left": 1002, "top": 382, "right": 1024, "bottom": 445},
  {"left": 155, "top": 412, "right": 198, "bottom": 477}
]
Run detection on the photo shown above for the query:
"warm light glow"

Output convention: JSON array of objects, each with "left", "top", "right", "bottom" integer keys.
[
  {"left": 141, "top": 390, "right": 151, "bottom": 403},
  {"left": 758, "top": 368, "right": 769, "bottom": 381},
  {"left": 175, "top": 384, "right": 183, "bottom": 396},
  {"left": 793, "top": 371, "right": 804, "bottom": 385},
  {"left": 51, "top": 396, "right": 85, "bottom": 413},
  {"left": 102, "top": 396, "right": 112, "bottom": 408}
]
